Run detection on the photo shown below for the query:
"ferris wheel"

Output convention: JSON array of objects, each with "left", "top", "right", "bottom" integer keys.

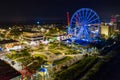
[{"left": 69, "top": 8, "right": 100, "bottom": 41}]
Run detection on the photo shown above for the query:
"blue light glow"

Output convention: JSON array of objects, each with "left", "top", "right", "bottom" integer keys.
[
  {"left": 37, "top": 21, "right": 40, "bottom": 25},
  {"left": 68, "top": 8, "right": 100, "bottom": 42}
]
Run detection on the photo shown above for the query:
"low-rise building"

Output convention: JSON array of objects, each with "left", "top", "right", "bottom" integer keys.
[
  {"left": 0, "top": 39, "right": 23, "bottom": 51},
  {"left": 100, "top": 23, "right": 115, "bottom": 37}
]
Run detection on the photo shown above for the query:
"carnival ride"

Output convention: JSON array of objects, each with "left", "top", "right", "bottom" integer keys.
[{"left": 68, "top": 8, "right": 100, "bottom": 42}]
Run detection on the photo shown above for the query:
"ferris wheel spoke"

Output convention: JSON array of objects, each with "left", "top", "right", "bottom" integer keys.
[
  {"left": 87, "top": 10, "right": 92, "bottom": 20},
  {"left": 76, "top": 12, "right": 81, "bottom": 23},
  {"left": 72, "top": 21, "right": 76, "bottom": 24},
  {"left": 80, "top": 11, "right": 84, "bottom": 21},
  {"left": 78, "top": 18, "right": 82, "bottom": 23},
  {"left": 78, "top": 15, "right": 83, "bottom": 23},
  {"left": 88, "top": 18, "right": 99, "bottom": 24},
  {"left": 70, "top": 14, "right": 77, "bottom": 23},
  {"left": 85, "top": 9, "right": 88, "bottom": 20},
  {"left": 82, "top": 9, "right": 85, "bottom": 21},
  {"left": 72, "top": 18, "right": 77, "bottom": 24},
  {"left": 73, "top": 17, "right": 77, "bottom": 21},
  {"left": 72, "top": 18, "right": 76, "bottom": 22},
  {"left": 78, "top": 12, "right": 82, "bottom": 22},
  {"left": 71, "top": 20, "right": 76, "bottom": 25},
  {"left": 87, "top": 13, "right": 96, "bottom": 23}
]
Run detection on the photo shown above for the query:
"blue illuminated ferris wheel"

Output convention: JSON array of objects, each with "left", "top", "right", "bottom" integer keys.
[{"left": 68, "top": 8, "right": 100, "bottom": 41}]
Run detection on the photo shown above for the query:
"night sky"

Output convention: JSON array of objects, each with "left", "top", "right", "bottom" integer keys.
[{"left": 0, "top": 0, "right": 120, "bottom": 24}]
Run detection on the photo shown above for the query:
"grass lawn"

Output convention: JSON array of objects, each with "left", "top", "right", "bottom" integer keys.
[{"left": 53, "top": 56, "right": 73, "bottom": 65}]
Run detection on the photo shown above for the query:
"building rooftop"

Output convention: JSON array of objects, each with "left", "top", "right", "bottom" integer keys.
[{"left": 0, "top": 39, "right": 18, "bottom": 44}]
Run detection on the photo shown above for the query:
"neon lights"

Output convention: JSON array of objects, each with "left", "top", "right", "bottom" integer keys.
[{"left": 69, "top": 8, "right": 100, "bottom": 41}]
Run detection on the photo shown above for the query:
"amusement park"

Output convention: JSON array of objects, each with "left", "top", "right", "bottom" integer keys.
[
  {"left": 0, "top": 0, "right": 120, "bottom": 80},
  {"left": 66, "top": 8, "right": 100, "bottom": 44}
]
